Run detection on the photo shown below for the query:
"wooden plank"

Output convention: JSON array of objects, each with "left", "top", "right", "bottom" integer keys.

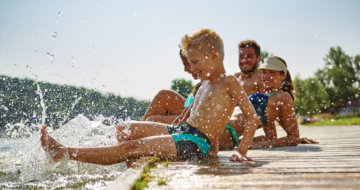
[{"left": 147, "top": 126, "right": 360, "bottom": 189}]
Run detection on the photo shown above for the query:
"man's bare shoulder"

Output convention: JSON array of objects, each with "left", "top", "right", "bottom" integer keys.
[{"left": 252, "top": 69, "right": 262, "bottom": 79}]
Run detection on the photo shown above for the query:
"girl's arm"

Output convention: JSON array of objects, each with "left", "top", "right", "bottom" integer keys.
[
  {"left": 251, "top": 122, "right": 277, "bottom": 143},
  {"left": 250, "top": 94, "right": 300, "bottom": 149}
]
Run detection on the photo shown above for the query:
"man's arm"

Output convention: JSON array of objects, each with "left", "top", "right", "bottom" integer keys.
[{"left": 254, "top": 70, "right": 265, "bottom": 94}]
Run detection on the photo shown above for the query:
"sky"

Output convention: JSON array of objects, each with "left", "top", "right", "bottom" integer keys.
[{"left": 1, "top": 0, "right": 359, "bottom": 100}]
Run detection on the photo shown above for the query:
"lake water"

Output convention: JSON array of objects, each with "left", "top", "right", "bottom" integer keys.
[{"left": 0, "top": 115, "right": 127, "bottom": 189}]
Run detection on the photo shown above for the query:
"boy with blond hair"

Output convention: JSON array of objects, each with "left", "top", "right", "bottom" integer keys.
[{"left": 40, "top": 28, "right": 261, "bottom": 164}]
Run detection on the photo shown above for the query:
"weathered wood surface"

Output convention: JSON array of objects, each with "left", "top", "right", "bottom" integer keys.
[{"left": 148, "top": 125, "right": 360, "bottom": 189}]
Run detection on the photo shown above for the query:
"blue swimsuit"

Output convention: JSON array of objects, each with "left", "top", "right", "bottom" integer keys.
[{"left": 248, "top": 92, "right": 278, "bottom": 125}]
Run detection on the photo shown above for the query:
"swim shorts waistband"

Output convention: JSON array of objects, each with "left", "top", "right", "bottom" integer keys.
[{"left": 168, "top": 122, "right": 211, "bottom": 159}]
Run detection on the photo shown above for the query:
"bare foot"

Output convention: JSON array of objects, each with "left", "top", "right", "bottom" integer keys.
[{"left": 40, "top": 125, "right": 66, "bottom": 162}]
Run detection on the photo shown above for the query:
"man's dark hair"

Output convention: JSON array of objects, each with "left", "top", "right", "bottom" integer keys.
[{"left": 238, "top": 40, "right": 261, "bottom": 57}]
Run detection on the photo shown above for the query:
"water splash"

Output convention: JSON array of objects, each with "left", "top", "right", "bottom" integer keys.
[
  {"left": 4, "top": 121, "right": 39, "bottom": 138},
  {"left": 0, "top": 115, "right": 126, "bottom": 189},
  {"left": 36, "top": 82, "right": 47, "bottom": 125},
  {"left": 60, "top": 96, "right": 82, "bottom": 126}
]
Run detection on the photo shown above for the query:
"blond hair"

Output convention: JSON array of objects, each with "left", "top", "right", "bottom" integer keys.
[{"left": 180, "top": 28, "right": 224, "bottom": 61}]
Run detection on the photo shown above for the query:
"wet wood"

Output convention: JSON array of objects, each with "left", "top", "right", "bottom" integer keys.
[
  {"left": 148, "top": 125, "right": 360, "bottom": 189},
  {"left": 107, "top": 156, "right": 151, "bottom": 190}
]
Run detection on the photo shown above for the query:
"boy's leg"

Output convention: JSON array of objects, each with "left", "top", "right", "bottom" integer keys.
[
  {"left": 116, "top": 121, "right": 170, "bottom": 143},
  {"left": 142, "top": 90, "right": 185, "bottom": 121},
  {"left": 41, "top": 125, "right": 178, "bottom": 165}
]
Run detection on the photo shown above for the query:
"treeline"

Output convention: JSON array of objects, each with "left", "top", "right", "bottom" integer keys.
[
  {"left": 0, "top": 76, "right": 150, "bottom": 130},
  {"left": 294, "top": 46, "right": 360, "bottom": 117}
]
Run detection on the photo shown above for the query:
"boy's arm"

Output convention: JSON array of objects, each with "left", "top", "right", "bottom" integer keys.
[{"left": 226, "top": 76, "right": 262, "bottom": 160}]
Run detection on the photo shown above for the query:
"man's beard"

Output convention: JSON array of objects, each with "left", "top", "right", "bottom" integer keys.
[{"left": 240, "top": 62, "right": 258, "bottom": 74}]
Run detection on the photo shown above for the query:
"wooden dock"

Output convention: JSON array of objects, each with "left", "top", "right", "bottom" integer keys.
[{"left": 145, "top": 125, "right": 360, "bottom": 189}]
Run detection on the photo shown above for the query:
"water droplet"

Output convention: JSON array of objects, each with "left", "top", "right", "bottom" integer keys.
[
  {"left": 46, "top": 52, "right": 54, "bottom": 59},
  {"left": 72, "top": 150, "right": 78, "bottom": 157},
  {"left": 52, "top": 32, "right": 57, "bottom": 39}
]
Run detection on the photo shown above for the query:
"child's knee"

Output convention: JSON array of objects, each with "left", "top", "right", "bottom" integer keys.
[
  {"left": 158, "top": 89, "right": 178, "bottom": 100},
  {"left": 115, "top": 122, "right": 129, "bottom": 138},
  {"left": 116, "top": 122, "right": 127, "bottom": 131}
]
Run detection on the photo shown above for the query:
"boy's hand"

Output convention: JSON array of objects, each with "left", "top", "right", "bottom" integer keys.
[{"left": 229, "top": 153, "right": 254, "bottom": 162}]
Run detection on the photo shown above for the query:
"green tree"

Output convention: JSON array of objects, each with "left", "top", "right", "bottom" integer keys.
[
  {"left": 315, "top": 46, "right": 360, "bottom": 113},
  {"left": 171, "top": 79, "right": 194, "bottom": 98},
  {"left": 294, "top": 76, "right": 330, "bottom": 117},
  {"left": 260, "top": 50, "right": 272, "bottom": 64}
]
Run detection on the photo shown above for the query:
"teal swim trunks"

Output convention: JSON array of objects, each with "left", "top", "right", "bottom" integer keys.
[
  {"left": 167, "top": 123, "right": 211, "bottom": 161},
  {"left": 225, "top": 124, "right": 239, "bottom": 148}
]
